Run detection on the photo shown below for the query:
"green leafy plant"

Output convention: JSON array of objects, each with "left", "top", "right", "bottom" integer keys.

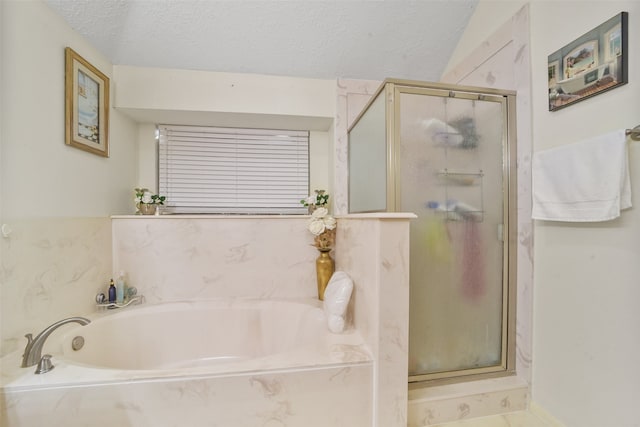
[
  {"left": 300, "top": 189, "right": 329, "bottom": 207},
  {"left": 134, "top": 188, "right": 166, "bottom": 205}
]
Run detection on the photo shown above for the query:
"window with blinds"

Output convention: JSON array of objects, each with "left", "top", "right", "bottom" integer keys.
[{"left": 158, "top": 125, "right": 309, "bottom": 214}]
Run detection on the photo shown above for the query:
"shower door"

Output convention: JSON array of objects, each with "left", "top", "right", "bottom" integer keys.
[
  {"left": 397, "top": 86, "right": 516, "bottom": 382},
  {"left": 348, "top": 79, "right": 517, "bottom": 383}
]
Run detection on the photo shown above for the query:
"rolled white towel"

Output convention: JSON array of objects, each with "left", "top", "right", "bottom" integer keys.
[
  {"left": 327, "top": 315, "right": 345, "bottom": 334},
  {"left": 323, "top": 271, "right": 354, "bottom": 333}
]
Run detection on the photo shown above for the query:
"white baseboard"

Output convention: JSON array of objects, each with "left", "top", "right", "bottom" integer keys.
[{"left": 529, "top": 401, "right": 566, "bottom": 427}]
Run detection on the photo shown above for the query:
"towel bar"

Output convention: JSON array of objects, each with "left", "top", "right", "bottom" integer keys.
[{"left": 626, "top": 125, "right": 640, "bottom": 141}]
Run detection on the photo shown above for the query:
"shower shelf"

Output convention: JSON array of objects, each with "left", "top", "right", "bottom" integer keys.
[
  {"left": 96, "top": 295, "right": 145, "bottom": 310},
  {"left": 431, "top": 168, "right": 485, "bottom": 222},
  {"left": 426, "top": 202, "right": 484, "bottom": 222},
  {"left": 439, "top": 209, "right": 484, "bottom": 222},
  {"left": 437, "top": 169, "right": 483, "bottom": 186}
]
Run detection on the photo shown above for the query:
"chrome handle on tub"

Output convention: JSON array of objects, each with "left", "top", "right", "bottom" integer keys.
[{"left": 34, "top": 354, "right": 54, "bottom": 374}]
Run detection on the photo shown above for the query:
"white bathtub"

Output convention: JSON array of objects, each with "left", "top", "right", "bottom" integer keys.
[
  {"left": 2, "top": 298, "right": 371, "bottom": 385},
  {"left": 0, "top": 299, "right": 374, "bottom": 427},
  {"left": 67, "top": 299, "right": 364, "bottom": 371}
]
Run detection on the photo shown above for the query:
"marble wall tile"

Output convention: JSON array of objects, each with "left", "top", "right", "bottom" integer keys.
[
  {"left": 112, "top": 217, "right": 320, "bottom": 302},
  {"left": 334, "top": 79, "right": 381, "bottom": 215},
  {"left": 408, "top": 385, "right": 528, "bottom": 426},
  {"left": 336, "top": 215, "right": 413, "bottom": 427},
  {"left": 376, "top": 219, "right": 411, "bottom": 427},
  {"left": 0, "top": 218, "right": 112, "bottom": 357},
  {"left": 335, "top": 218, "right": 380, "bottom": 349},
  {"left": 428, "top": 409, "right": 555, "bottom": 427},
  {"left": 511, "top": 5, "right": 533, "bottom": 385},
  {"left": 1, "top": 363, "right": 373, "bottom": 427},
  {"left": 441, "top": 5, "right": 533, "bottom": 388}
]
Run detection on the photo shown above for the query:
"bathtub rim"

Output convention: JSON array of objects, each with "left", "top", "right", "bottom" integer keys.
[{"left": 1, "top": 297, "right": 372, "bottom": 392}]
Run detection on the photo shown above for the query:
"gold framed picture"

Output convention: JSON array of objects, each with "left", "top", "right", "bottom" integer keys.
[{"left": 65, "top": 47, "right": 110, "bottom": 157}]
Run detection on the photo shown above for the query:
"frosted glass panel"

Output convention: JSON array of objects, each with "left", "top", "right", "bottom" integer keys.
[
  {"left": 349, "top": 93, "right": 387, "bottom": 213},
  {"left": 402, "top": 92, "right": 506, "bottom": 377},
  {"left": 347, "top": 81, "right": 514, "bottom": 382}
]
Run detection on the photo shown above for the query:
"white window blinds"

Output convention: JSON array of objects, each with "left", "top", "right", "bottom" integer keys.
[{"left": 158, "top": 125, "right": 309, "bottom": 214}]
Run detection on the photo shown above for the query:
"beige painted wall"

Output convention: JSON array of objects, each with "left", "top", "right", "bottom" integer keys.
[
  {"left": 114, "top": 65, "right": 336, "bottom": 121},
  {"left": 0, "top": 0, "right": 4, "bottom": 218},
  {"left": 117, "top": 66, "right": 336, "bottom": 207},
  {"left": 448, "top": 1, "right": 640, "bottom": 426},
  {"left": 443, "top": 1, "right": 527, "bottom": 76},
  {"left": 0, "top": 1, "right": 138, "bottom": 219}
]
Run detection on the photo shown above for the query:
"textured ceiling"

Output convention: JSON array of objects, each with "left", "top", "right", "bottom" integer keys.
[{"left": 44, "top": 0, "right": 477, "bottom": 82}]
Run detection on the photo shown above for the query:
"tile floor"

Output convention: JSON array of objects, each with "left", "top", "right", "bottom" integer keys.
[{"left": 430, "top": 410, "right": 560, "bottom": 427}]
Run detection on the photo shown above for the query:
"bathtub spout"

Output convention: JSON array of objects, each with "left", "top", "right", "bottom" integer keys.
[{"left": 21, "top": 317, "right": 91, "bottom": 368}]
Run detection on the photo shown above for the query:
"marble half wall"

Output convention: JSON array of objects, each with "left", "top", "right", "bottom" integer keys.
[{"left": 336, "top": 214, "right": 414, "bottom": 427}]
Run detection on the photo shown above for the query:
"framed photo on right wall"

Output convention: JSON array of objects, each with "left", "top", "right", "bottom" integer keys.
[{"left": 548, "top": 12, "right": 628, "bottom": 111}]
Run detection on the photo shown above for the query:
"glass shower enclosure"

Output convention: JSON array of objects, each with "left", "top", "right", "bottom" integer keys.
[{"left": 348, "top": 79, "right": 517, "bottom": 383}]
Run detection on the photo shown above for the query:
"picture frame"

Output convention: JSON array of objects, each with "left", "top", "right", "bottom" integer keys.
[
  {"left": 65, "top": 47, "right": 110, "bottom": 157},
  {"left": 548, "top": 12, "right": 628, "bottom": 112}
]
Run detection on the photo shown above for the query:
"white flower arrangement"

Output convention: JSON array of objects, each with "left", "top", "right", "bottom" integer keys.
[
  {"left": 134, "top": 188, "right": 166, "bottom": 205},
  {"left": 307, "top": 207, "right": 337, "bottom": 250},
  {"left": 308, "top": 207, "right": 336, "bottom": 235},
  {"left": 300, "top": 189, "right": 329, "bottom": 208}
]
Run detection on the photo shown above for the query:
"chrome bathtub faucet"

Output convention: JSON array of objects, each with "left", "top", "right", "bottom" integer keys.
[{"left": 21, "top": 317, "right": 91, "bottom": 368}]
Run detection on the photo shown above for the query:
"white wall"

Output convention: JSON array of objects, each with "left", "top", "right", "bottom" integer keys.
[
  {"left": 309, "top": 131, "right": 330, "bottom": 195},
  {"left": 0, "top": 1, "right": 138, "bottom": 219},
  {"left": 448, "top": 1, "right": 640, "bottom": 426},
  {"left": 136, "top": 124, "right": 158, "bottom": 195},
  {"left": 443, "top": 1, "right": 527, "bottom": 76},
  {"left": 120, "top": 66, "right": 337, "bottom": 204},
  {"left": 530, "top": 3, "right": 640, "bottom": 426},
  {"left": 114, "top": 65, "right": 336, "bottom": 124},
  {"left": 0, "top": 0, "right": 4, "bottom": 222}
]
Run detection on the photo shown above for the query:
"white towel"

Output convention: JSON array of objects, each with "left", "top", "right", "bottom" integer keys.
[
  {"left": 323, "top": 271, "right": 353, "bottom": 333},
  {"left": 532, "top": 129, "right": 631, "bottom": 222}
]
